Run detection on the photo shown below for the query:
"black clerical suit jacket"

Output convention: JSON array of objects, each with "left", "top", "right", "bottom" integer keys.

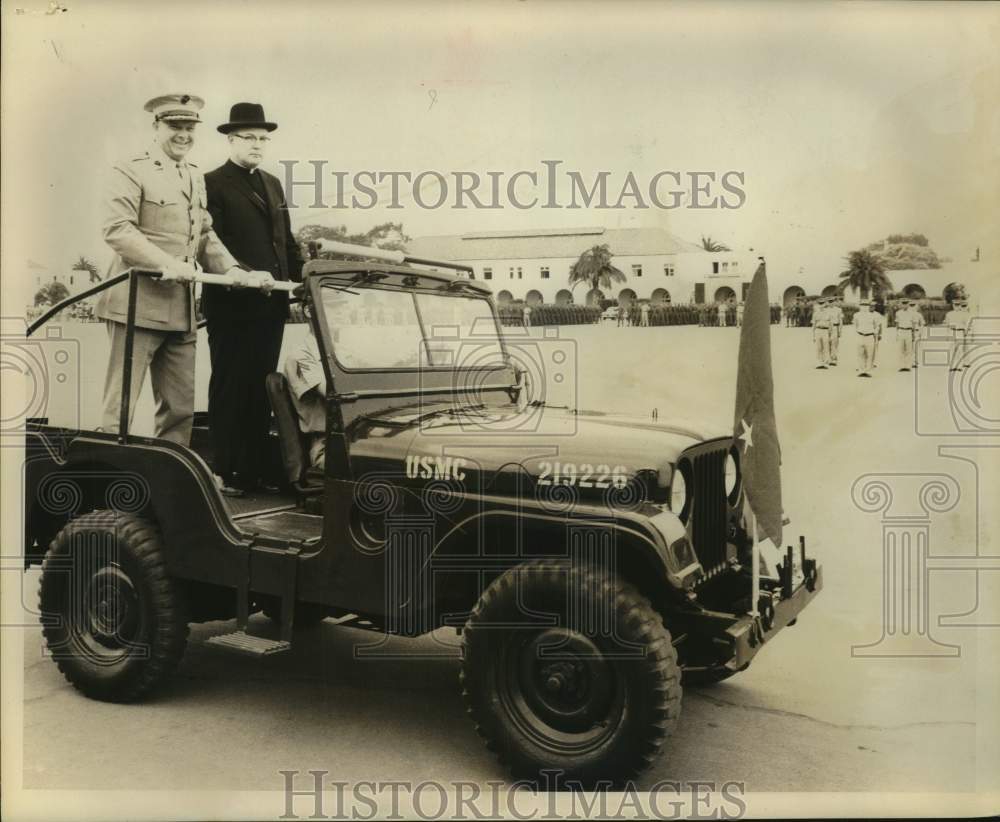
[{"left": 202, "top": 160, "right": 304, "bottom": 321}]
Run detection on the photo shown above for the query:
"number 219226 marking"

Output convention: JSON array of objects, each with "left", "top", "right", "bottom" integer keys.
[{"left": 536, "top": 462, "right": 628, "bottom": 489}]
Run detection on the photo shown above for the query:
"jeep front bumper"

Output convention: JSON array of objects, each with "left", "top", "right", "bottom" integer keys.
[{"left": 723, "top": 565, "right": 824, "bottom": 671}]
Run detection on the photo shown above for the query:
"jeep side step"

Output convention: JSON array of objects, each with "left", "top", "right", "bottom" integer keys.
[{"left": 205, "top": 631, "right": 291, "bottom": 656}]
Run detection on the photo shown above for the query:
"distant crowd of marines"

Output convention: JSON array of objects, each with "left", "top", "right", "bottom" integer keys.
[{"left": 810, "top": 295, "right": 973, "bottom": 378}]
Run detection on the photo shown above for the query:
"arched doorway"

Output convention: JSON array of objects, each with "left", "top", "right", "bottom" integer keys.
[
  {"left": 555, "top": 289, "right": 573, "bottom": 305},
  {"left": 497, "top": 290, "right": 513, "bottom": 305},
  {"left": 585, "top": 288, "right": 605, "bottom": 307},
  {"left": 903, "top": 283, "right": 926, "bottom": 299},
  {"left": 651, "top": 288, "right": 670, "bottom": 304},
  {"left": 714, "top": 286, "right": 735, "bottom": 303},
  {"left": 525, "top": 289, "right": 543, "bottom": 306},
  {"left": 783, "top": 285, "right": 805, "bottom": 306},
  {"left": 821, "top": 284, "right": 839, "bottom": 298},
  {"left": 618, "top": 288, "right": 637, "bottom": 308}
]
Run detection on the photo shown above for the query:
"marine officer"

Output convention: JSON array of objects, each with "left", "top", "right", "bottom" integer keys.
[{"left": 96, "top": 93, "right": 244, "bottom": 444}]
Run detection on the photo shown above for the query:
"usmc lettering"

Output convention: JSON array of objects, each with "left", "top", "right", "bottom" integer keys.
[{"left": 405, "top": 455, "right": 468, "bottom": 482}]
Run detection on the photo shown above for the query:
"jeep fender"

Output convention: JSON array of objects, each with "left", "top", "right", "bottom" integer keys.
[
  {"left": 25, "top": 428, "right": 247, "bottom": 587},
  {"left": 423, "top": 502, "right": 695, "bottom": 612}
]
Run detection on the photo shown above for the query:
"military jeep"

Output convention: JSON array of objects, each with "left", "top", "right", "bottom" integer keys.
[{"left": 23, "top": 248, "right": 821, "bottom": 786}]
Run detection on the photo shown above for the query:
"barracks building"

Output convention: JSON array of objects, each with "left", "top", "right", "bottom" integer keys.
[{"left": 406, "top": 226, "right": 754, "bottom": 307}]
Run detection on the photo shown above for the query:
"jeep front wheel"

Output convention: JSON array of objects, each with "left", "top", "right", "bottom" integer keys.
[
  {"left": 460, "top": 561, "right": 681, "bottom": 786},
  {"left": 38, "top": 512, "right": 188, "bottom": 702}
]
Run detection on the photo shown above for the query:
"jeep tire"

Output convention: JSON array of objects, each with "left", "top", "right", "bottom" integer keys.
[
  {"left": 461, "top": 561, "right": 682, "bottom": 786},
  {"left": 38, "top": 512, "right": 188, "bottom": 702}
]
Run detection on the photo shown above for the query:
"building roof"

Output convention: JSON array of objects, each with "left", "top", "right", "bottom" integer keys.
[{"left": 406, "top": 226, "right": 705, "bottom": 262}]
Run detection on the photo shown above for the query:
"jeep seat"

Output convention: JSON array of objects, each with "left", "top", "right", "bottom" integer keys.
[{"left": 265, "top": 372, "right": 323, "bottom": 497}]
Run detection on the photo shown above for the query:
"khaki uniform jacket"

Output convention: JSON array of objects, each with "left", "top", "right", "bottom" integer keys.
[{"left": 96, "top": 149, "right": 238, "bottom": 332}]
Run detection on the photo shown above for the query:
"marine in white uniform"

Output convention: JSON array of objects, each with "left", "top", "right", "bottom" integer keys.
[
  {"left": 811, "top": 296, "right": 832, "bottom": 369},
  {"left": 943, "top": 299, "right": 971, "bottom": 370},
  {"left": 872, "top": 304, "right": 884, "bottom": 368},
  {"left": 910, "top": 299, "right": 925, "bottom": 368},
  {"left": 829, "top": 297, "right": 844, "bottom": 365},
  {"left": 854, "top": 298, "right": 878, "bottom": 377},
  {"left": 895, "top": 298, "right": 915, "bottom": 372}
]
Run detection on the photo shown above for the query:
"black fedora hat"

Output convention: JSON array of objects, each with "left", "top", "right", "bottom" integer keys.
[{"left": 217, "top": 102, "right": 277, "bottom": 134}]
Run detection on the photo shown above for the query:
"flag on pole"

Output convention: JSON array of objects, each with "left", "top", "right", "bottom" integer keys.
[{"left": 733, "top": 259, "right": 783, "bottom": 545}]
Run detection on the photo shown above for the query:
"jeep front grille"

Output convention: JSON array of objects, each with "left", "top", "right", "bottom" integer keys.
[{"left": 691, "top": 447, "right": 728, "bottom": 574}]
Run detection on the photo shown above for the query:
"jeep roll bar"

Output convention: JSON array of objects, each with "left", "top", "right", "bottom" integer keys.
[{"left": 26, "top": 267, "right": 297, "bottom": 444}]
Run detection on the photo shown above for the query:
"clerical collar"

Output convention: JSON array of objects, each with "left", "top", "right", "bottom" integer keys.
[{"left": 228, "top": 159, "right": 260, "bottom": 175}]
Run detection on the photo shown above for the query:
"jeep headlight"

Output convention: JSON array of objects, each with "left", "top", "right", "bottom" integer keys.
[
  {"left": 723, "top": 449, "right": 740, "bottom": 505},
  {"left": 724, "top": 451, "right": 738, "bottom": 498},
  {"left": 669, "top": 466, "right": 688, "bottom": 517}
]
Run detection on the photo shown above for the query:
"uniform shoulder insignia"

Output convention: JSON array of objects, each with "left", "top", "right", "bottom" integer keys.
[
  {"left": 187, "top": 160, "right": 199, "bottom": 168},
  {"left": 129, "top": 151, "right": 152, "bottom": 162}
]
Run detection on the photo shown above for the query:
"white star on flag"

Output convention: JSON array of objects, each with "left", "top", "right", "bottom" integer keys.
[{"left": 737, "top": 418, "right": 754, "bottom": 451}]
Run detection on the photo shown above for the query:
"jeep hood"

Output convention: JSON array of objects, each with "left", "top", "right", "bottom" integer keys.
[{"left": 351, "top": 403, "right": 730, "bottom": 497}]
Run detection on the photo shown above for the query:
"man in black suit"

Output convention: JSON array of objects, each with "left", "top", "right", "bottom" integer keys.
[{"left": 204, "top": 102, "right": 304, "bottom": 495}]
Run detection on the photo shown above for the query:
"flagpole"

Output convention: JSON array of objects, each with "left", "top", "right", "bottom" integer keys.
[{"left": 750, "top": 507, "right": 760, "bottom": 618}]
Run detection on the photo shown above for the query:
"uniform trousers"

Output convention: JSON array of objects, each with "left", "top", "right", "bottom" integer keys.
[
  {"left": 830, "top": 327, "right": 840, "bottom": 362},
  {"left": 815, "top": 328, "right": 831, "bottom": 365},
  {"left": 207, "top": 311, "right": 285, "bottom": 486},
  {"left": 857, "top": 333, "right": 876, "bottom": 373},
  {"left": 101, "top": 320, "right": 197, "bottom": 444},
  {"left": 898, "top": 330, "right": 913, "bottom": 369}
]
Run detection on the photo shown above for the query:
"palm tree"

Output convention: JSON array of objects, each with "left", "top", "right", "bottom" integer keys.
[
  {"left": 72, "top": 255, "right": 101, "bottom": 283},
  {"left": 568, "top": 244, "right": 626, "bottom": 304},
  {"left": 837, "top": 249, "right": 893, "bottom": 299},
  {"left": 700, "top": 235, "right": 731, "bottom": 252},
  {"left": 34, "top": 281, "right": 70, "bottom": 306}
]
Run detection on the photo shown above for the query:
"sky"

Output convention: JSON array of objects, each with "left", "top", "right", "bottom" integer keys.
[{"left": 2, "top": 0, "right": 998, "bottom": 304}]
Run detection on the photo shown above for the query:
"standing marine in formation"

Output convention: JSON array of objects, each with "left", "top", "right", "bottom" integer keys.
[
  {"left": 894, "top": 298, "right": 917, "bottom": 372},
  {"left": 853, "top": 298, "right": 879, "bottom": 377},
  {"left": 811, "top": 296, "right": 832, "bottom": 369},
  {"left": 828, "top": 296, "right": 843, "bottom": 366},
  {"left": 943, "top": 298, "right": 972, "bottom": 370}
]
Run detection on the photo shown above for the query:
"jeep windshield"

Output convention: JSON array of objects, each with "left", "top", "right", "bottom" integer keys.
[{"left": 321, "top": 283, "right": 506, "bottom": 371}]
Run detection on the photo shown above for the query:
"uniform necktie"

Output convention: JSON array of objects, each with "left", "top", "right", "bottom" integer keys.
[{"left": 176, "top": 162, "right": 192, "bottom": 198}]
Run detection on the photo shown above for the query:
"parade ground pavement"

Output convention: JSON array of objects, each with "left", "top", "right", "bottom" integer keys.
[{"left": 14, "top": 321, "right": 999, "bottom": 794}]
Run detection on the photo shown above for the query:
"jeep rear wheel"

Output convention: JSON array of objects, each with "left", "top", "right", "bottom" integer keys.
[
  {"left": 460, "top": 561, "right": 681, "bottom": 786},
  {"left": 38, "top": 512, "right": 188, "bottom": 702}
]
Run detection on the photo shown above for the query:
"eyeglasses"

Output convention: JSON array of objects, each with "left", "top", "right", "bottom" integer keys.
[{"left": 231, "top": 134, "right": 271, "bottom": 144}]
